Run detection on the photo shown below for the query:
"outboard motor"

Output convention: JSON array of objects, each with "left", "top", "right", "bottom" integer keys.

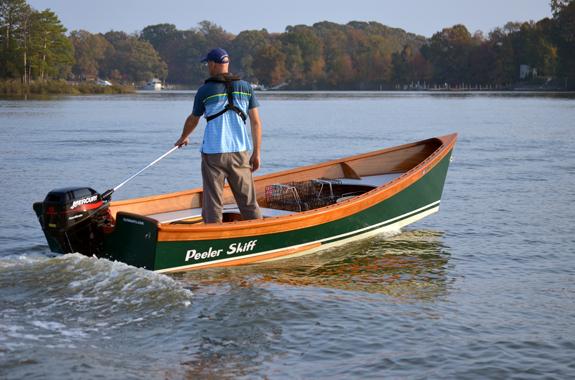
[
  {"left": 33, "top": 187, "right": 112, "bottom": 256},
  {"left": 33, "top": 147, "right": 179, "bottom": 257}
]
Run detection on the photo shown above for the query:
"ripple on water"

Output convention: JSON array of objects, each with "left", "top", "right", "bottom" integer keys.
[
  {"left": 0, "top": 254, "right": 193, "bottom": 355},
  {"left": 2, "top": 93, "right": 575, "bottom": 379}
]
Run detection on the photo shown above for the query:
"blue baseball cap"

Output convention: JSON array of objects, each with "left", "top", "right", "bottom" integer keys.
[{"left": 201, "top": 48, "right": 229, "bottom": 63}]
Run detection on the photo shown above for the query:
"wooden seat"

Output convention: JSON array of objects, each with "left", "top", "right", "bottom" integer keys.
[{"left": 338, "top": 173, "right": 404, "bottom": 187}]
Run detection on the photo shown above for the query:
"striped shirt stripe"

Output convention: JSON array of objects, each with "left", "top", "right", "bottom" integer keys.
[{"left": 203, "top": 91, "right": 253, "bottom": 103}]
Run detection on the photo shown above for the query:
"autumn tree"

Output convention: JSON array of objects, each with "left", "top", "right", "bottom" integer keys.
[
  {"left": 69, "top": 30, "right": 111, "bottom": 80},
  {"left": 101, "top": 31, "right": 167, "bottom": 83},
  {"left": 311, "top": 22, "right": 354, "bottom": 87},
  {"left": 282, "top": 25, "right": 325, "bottom": 87},
  {"left": 252, "top": 41, "right": 288, "bottom": 86}
]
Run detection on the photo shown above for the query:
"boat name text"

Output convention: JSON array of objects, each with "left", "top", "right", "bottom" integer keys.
[{"left": 185, "top": 240, "right": 258, "bottom": 262}]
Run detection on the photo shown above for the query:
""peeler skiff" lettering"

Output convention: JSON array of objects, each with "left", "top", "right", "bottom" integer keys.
[{"left": 185, "top": 240, "right": 258, "bottom": 262}]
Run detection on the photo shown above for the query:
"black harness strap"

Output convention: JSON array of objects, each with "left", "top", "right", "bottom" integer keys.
[{"left": 205, "top": 75, "right": 247, "bottom": 124}]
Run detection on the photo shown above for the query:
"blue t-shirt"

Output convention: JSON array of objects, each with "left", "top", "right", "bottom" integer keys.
[{"left": 192, "top": 79, "right": 259, "bottom": 154}]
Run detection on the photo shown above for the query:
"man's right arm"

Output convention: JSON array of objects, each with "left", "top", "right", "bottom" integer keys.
[{"left": 175, "top": 114, "right": 201, "bottom": 147}]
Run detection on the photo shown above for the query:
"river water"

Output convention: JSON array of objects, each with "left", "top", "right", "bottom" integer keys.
[{"left": 1, "top": 91, "right": 574, "bottom": 379}]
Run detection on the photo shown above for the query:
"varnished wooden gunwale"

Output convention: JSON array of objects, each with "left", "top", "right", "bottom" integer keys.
[{"left": 109, "top": 134, "right": 457, "bottom": 242}]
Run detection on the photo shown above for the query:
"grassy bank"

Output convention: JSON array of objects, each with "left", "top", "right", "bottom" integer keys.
[{"left": 0, "top": 80, "right": 135, "bottom": 95}]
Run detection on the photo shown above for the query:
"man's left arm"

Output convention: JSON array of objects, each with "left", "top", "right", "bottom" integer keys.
[{"left": 248, "top": 107, "right": 262, "bottom": 172}]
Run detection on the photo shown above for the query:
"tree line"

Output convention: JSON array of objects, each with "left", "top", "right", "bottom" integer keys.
[
  {"left": 0, "top": 0, "right": 166, "bottom": 86},
  {"left": 1, "top": 0, "right": 574, "bottom": 90}
]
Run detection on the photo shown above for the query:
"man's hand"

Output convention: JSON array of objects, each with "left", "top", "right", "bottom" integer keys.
[
  {"left": 175, "top": 136, "right": 189, "bottom": 147},
  {"left": 250, "top": 152, "right": 260, "bottom": 172}
]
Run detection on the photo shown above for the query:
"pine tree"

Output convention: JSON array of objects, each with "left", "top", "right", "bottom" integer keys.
[
  {"left": 0, "top": 0, "right": 31, "bottom": 79},
  {"left": 28, "top": 9, "right": 73, "bottom": 80}
]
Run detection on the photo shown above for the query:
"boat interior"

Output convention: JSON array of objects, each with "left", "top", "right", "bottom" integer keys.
[{"left": 108, "top": 137, "right": 443, "bottom": 225}]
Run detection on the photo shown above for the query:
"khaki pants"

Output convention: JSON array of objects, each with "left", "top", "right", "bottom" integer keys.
[{"left": 201, "top": 151, "right": 262, "bottom": 223}]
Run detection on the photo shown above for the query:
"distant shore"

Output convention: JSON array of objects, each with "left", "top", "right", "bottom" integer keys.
[
  {"left": 0, "top": 80, "right": 135, "bottom": 96},
  {"left": 2, "top": 80, "right": 572, "bottom": 98}
]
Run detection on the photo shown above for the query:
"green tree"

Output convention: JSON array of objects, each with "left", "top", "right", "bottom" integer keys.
[
  {"left": 468, "top": 42, "right": 498, "bottom": 85},
  {"left": 198, "top": 20, "right": 233, "bottom": 48},
  {"left": 392, "top": 45, "right": 432, "bottom": 85},
  {"left": 26, "top": 9, "right": 73, "bottom": 80},
  {"left": 423, "top": 24, "right": 476, "bottom": 85},
  {"left": 1, "top": 1, "right": 74, "bottom": 83},
  {"left": 512, "top": 22, "right": 557, "bottom": 77},
  {"left": 141, "top": 23, "right": 178, "bottom": 52},
  {"left": 282, "top": 43, "right": 304, "bottom": 85},
  {"left": 487, "top": 27, "right": 517, "bottom": 84},
  {"left": 552, "top": 0, "right": 575, "bottom": 86},
  {"left": 228, "top": 29, "right": 271, "bottom": 82},
  {"left": 0, "top": 0, "right": 31, "bottom": 79},
  {"left": 391, "top": 46, "right": 411, "bottom": 84},
  {"left": 141, "top": 24, "right": 185, "bottom": 83}
]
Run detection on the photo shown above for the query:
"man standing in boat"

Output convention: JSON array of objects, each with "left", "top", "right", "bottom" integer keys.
[{"left": 175, "top": 48, "right": 263, "bottom": 223}]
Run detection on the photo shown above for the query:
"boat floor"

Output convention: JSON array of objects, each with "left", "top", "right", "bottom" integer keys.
[{"left": 145, "top": 173, "right": 404, "bottom": 224}]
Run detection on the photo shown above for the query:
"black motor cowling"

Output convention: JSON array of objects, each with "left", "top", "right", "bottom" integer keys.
[{"left": 33, "top": 187, "right": 112, "bottom": 256}]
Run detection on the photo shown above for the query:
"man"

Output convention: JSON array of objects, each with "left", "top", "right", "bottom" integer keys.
[{"left": 175, "top": 48, "right": 262, "bottom": 224}]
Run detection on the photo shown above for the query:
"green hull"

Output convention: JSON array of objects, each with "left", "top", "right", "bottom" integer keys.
[{"left": 103, "top": 150, "right": 453, "bottom": 273}]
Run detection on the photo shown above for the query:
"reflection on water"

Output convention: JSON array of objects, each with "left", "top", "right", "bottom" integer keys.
[
  {"left": 171, "top": 230, "right": 451, "bottom": 379},
  {"left": 177, "top": 230, "right": 450, "bottom": 300}
]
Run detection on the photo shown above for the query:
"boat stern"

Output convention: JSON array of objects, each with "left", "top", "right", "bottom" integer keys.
[{"left": 104, "top": 212, "right": 159, "bottom": 270}]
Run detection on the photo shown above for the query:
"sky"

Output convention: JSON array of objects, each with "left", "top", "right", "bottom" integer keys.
[{"left": 28, "top": 0, "right": 552, "bottom": 38}]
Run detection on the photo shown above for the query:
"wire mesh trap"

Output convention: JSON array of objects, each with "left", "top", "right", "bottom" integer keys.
[{"left": 264, "top": 179, "right": 342, "bottom": 212}]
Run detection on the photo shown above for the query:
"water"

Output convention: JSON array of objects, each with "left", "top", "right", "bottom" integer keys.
[{"left": 1, "top": 91, "right": 574, "bottom": 379}]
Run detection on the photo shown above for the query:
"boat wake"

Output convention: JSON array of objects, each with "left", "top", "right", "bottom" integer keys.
[{"left": 0, "top": 253, "right": 193, "bottom": 354}]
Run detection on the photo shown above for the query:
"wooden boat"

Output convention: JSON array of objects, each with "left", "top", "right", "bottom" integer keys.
[{"left": 34, "top": 134, "right": 457, "bottom": 273}]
